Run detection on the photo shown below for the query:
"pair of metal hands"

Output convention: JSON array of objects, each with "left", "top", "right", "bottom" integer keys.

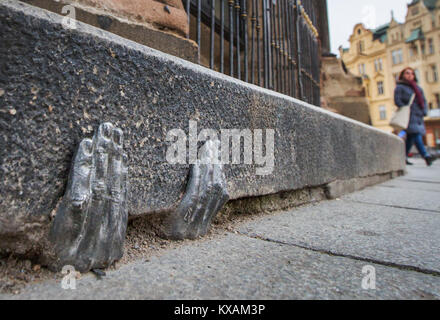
[{"left": 50, "top": 123, "right": 229, "bottom": 272}]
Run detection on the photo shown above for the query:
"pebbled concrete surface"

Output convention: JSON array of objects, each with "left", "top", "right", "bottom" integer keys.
[{"left": 1, "top": 159, "right": 439, "bottom": 300}]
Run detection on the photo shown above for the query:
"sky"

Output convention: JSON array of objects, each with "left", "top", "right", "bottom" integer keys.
[{"left": 328, "top": 0, "right": 410, "bottom": 55}]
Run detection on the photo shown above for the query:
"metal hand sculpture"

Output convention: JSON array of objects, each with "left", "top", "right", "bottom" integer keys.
[
  {"left": 49, "top": 123, "right": 129, "bottom": 273},
  {"left": 48, "top": 128, "right": 228, "bottom": 271},
  {"left": 162, "top": 140, "right": 230, "bottom": 240}
]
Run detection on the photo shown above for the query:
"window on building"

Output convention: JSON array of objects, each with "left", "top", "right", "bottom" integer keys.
[
  {"left": 435, "top": 93, "right": 440, "bottom": 108},
  {"left": 410, "top": 45, "right": 418, "bottom": 57},
  {"left": 392, "top": 49, "right": 403, "bottom": 65},
  {"left": 429, "top": 39, "right": 435, "bottom": 55},
  {"left": 358, "top": 63, "right": 365, "bottom": 75},
  {"left": 415, "top": 69, "right": 421, "bottom": 82},
  {"left": 432, "top": 65, "right": 438, "bottom": 82},
  {"left": 412, "top": 7, "right": 419, "bottom": 16},
  {"left": 374, "top": 58, "right": 383, "bottom": 72},
  {"left": 358, "top": 41, "right": 365, "bottom": 54},
  {"left": 379, "top": 105, "right": 387, "bottom": 120},
  {"left": 377, "top": 81, "right": 384, "bottom": 95}
]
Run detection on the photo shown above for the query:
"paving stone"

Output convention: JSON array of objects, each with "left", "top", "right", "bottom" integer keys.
[
  {"left": 344, "top": 184, "right": 440, "bottom": 212},
  {"left": 238, "top": 200, "right": 440, "bottom": 273},
  {"left": 1, "top": 234, "right": 440, "bottom": 300},
  {"left": 380, "top": 178, "right": 440, "bottom": 193}
]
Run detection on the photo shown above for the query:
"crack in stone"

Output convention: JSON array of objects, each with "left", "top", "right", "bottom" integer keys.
[
  {"left": 344, "top": 200, "right": 440, "bottom": 214},
  {"left": 399, "top": 179, "right": 440, "bottom": 185},
  {"left": 237, "top": 231, "right": 440, "bottom": 278},
  {"left": 377, "top": 185, "right": 440, "bottom": 193}
]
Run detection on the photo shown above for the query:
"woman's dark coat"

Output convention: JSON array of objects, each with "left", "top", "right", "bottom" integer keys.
[{"left": 394, "top": 81, "right": 428, "bottom": 135}]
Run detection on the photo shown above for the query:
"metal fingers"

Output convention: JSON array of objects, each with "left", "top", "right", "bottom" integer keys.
[
  {"left": 165, "top": 139, "right": 229, "bottom": 240},
  {"left": 49, "top": 123, "right": 129, "bottom": 273}
]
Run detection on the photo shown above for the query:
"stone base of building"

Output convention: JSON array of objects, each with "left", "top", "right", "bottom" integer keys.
[
  {"left": 321, "top": 55, "right": 371, "bottom": 125},
  {"left": 22, "top": 0, "right": 198, "bottom": 63}
]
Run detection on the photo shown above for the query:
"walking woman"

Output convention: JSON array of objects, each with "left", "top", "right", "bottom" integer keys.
[{"left": 394, "top": 67, "right": 436, "bottom": 166}]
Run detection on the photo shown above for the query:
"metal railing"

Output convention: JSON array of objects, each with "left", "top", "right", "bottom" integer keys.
[{"left": 184, "top": 0, "right": 321, "bottom": 106}]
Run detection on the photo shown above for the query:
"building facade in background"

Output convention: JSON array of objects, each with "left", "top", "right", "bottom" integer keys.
[
  {"left": 341, "top": 0, "right": 440, "bottom": 148},
  {"left": 320, "top": 54, "right": 371, "bottom": 125}
]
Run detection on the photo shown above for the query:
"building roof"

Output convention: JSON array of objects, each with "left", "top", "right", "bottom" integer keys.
[
  {"left": 424, "top": 0, "right": 439, "bottom": 9},
  {"left": 408, "top": 0, "right": 439, "bottom": 10},
  {"left": 372, "top": 23, "right": 390, "bottom": 43},
  {"left": 406, "top": 27, "right": 425, "bottom": 43}
]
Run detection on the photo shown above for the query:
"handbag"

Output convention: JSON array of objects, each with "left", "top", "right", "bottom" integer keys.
[{"left": 389, "top": 94, "right": 415, "bottom": 131}]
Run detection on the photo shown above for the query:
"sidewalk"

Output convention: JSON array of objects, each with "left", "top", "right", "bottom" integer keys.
[{"left": 1, "top": 159, "right": 439, "bottom": 300}]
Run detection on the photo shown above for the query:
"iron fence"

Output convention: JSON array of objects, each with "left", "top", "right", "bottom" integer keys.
[{"left": 184, "top": 0, "right": 321, "bottom": 106}]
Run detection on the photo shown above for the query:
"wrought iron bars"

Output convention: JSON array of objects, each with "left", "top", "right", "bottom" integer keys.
[{"left": 184, "top": 0, "right": 321, "bottom": 106}]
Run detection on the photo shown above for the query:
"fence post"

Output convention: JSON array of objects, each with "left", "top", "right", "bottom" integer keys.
[{"left": 294, "top": 0, "right": 303, "bottom": 100}]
